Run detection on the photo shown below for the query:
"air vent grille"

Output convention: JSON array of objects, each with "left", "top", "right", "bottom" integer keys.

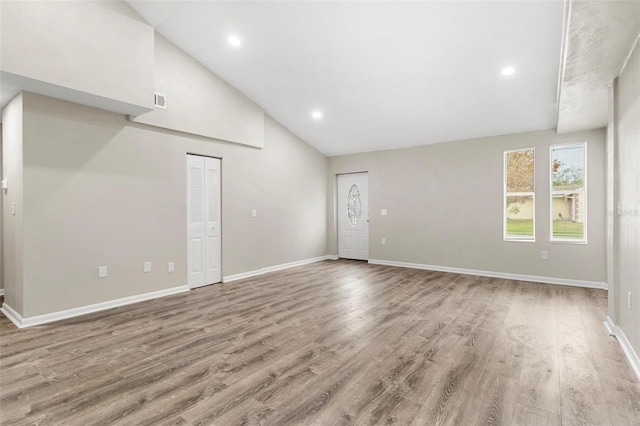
[{"left": 154, "top": 93, "right": 167, "bottom": 109}]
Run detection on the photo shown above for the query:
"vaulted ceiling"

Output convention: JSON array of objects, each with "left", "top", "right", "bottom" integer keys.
[
  {"left": 3, "top": 1, "right": 637, "bottom": 157},
  {"left": 128, "top": 1, "right": 567, "bottom": 156},
  {"left": 127, "top": 0, "right": 639, "bottom": 156}
]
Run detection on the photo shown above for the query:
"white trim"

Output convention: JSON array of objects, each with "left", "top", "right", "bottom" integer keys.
[
  {"left": 556, "top": 0, "right": 571, "bottom": 110},
  {"left": 503, "top": 147, "right": 536, "bottom": 243},
  {"left": 326, "top": 255, "right": 339, "bottom": 260},
  {"left": 223, "top": 255, "right": 333, "bottom": 283},
  {"left": 222, "top": 269, "right": 264, "bottom": 283},
  {"left": 261, "top": 256, "right": 331, "bottom": 274},
  {"left": 603, "top": 316, "right": 616, "bottom": 336},
  {"left": 619, "top": 32, "right": 640, "bottom": 76},
  {"left": 0, "top": 286, "right": 190, "bottom": 329},
  {"left": 0, "top": 288, "right": 4, "bottom": 296},
  {"left": 367, "top": 259, "right": 607, "bottom": 290},
  {"left": 604, "top": 316, "right": 640, "bottom": 382},
  {"left": 1, "top": 303, "right": 22, "bottom": 328},
  {"left": 550, "top": 141, "right": 587, "bottom": 244}
]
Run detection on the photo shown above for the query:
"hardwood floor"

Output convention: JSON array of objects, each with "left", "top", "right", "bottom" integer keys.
[{"left": 1, "top": 260, "right": 639, "bottom": 425}]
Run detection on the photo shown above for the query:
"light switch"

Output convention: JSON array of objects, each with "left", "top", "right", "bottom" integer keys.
[
  {"left": 252, "top": 209, "right": 257, "bottom": 218},
  {"left": 381, "top": 209, "right": 387, "bottom": 216},
  {"left": 144, "top": 262, "right": 151, "bottom": 273},
  {"left": 168, "top": 262, "right": 175, "bottom": 273}
]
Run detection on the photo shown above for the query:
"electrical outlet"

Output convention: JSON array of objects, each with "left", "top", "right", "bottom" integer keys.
[
  {"left": 381, "top": 209, "right": 388, "bottom": 216},
  {"left": 144, "top": 262, "right": 151, "bottom": 273},
  {"left": 168, "top": 262, "right": 175, "bottom": 273},
  {"left": 98, "top": 266, "right": 108, "bottom": 278},
  {"left": 628, "top": 292, "right": 632, "bottom": 310},
  {"left": 540, "top": 250, "right": 548, "bottom": 260},
  {"left": 381, "top": 237, "right": 386, "bottom": 245}
]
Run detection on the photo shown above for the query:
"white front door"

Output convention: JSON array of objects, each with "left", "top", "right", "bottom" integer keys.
[
  {"left": 187, "top": 155, "right": 221, "bottom": 288},
  {"left": 338, "top": 173, "right": 369, "bottom": 260}
]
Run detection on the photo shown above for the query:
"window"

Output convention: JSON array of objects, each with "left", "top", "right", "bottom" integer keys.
[
  {"left": 551, "top": 142, "right": 586, "bottom": 242},
  {"left": 504, "top": 148, "right": 535, "bottom": 241}
]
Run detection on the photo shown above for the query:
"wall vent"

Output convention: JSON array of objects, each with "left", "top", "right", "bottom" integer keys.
[{"left": 154, "top": 92, "right": 167, "bottom": 109}]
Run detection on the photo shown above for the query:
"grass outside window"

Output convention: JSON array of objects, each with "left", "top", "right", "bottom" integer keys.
[{"left": 506, "top": 219, "right": 583, "bottom": 238}]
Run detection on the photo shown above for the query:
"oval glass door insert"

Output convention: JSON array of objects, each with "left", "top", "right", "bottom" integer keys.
[{"left": 347, "top": 184, "right": 362, "bottom": 227}]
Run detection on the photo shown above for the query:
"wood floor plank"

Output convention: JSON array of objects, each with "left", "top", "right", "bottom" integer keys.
[
  {"left": 517, "top": 326, "right": 562, "bottom": 415},
  {"left": 511, "top": 403, "right": 563, "bottom": 425},
  {"left": 1, "top": 259, "right": 638, "bottom": 425}
]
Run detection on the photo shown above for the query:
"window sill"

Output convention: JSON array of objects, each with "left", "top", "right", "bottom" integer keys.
[
  {"left": 550, "top": 239, "right": 587, "bottom": 245},
  {"left": 504, "top": 238, "right": 536, "bottom": 243}
]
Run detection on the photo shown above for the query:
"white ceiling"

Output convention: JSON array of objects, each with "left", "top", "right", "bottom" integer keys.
[
  {"left": 2, "top": 1, "right": 636, "bottom": 155},
  {"left": 127, "top": 1, "right": 565, "bottom": 156}
]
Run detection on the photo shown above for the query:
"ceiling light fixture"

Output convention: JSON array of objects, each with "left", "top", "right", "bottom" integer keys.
[
  {"left": 311, "top": 110, "right": 323, "bottom": 120},
  {"left": 228, "top": 35, "right": 241, "bottom": 47},
  {"left": 501, "top": 66, "right": 516, "bottom": 76}
]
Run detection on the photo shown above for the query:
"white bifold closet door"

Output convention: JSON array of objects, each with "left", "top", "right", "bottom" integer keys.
[{"left": 187, "top": 155, "right": 221, "bottom": 288}]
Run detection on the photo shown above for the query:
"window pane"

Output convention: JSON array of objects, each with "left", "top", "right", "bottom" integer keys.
[
  {"left": 504, "top": 148, "right": 534, "bottom": 241},
  {"left": 347, "top": 184, "right": 361, "bottom": 227},
  {"left": 551, "top": 143, "right": 586, "bottom": 241},
  {"left": 506, "top": 150, "right": 534, "bottom": 193},
  {"left": 506, "top": 195, "right": 534, "bottom": 238}
]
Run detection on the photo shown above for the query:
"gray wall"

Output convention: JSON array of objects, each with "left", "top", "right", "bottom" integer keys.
[
  {"left": 131, "top": 35, "right": 265, "bottom": 148},
  {"left": 328, "top": 128, "right": 606, "bottom": 283},
  {"left": 0, "top": 1, "right": 154, "bottom": 111},
  {"left": 614, "top": 39, "right": 640, "bottom": 355},
  {"left": 0, "top": 0, "right": 616, "bottom": 323},
  {"left": 14, "top": 92, "right": 326, "bottom": 318},
  {"left": 262, "top": 116, "right": 327, "bottom": 266},
  {"left": 1, "top": 0, "right": 327, "bottom": 319}
]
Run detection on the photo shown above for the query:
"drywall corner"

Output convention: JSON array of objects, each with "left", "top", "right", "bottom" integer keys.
[
  {"left": 1, "top": 92, "right": 24, "bottom": 316},
  {"left": 613, "top": 32, "right": 640, "bottom": 364},
  {"left": 0, "top": 122, "right": 4, "bottom": 293}
]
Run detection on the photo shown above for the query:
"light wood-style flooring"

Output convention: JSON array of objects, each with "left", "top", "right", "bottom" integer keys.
[{"left": 1, "top": 260, "right": 639, "bottom": 425}]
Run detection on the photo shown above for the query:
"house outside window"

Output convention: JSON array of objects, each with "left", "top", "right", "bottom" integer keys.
[{"left": 551, "top": 142, "right": 586, "bottom": 243}]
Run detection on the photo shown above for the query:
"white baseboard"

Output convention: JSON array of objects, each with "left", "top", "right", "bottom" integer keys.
[
  {"left": 326, "top": 255, "right": 339, "bottom": 260},
  {"left": 0, "top": 286, "right": 190, "bottom": 329},
  {"left": 223, "top": 255, "right": 334, "bottom": 283},
  {"left": 367, "top": 259, "right": 608, "bottom": 290},
  {"left": 604, "top": 316, "right": 640, "bottom": 382},
  {"left": 222, "top": 268, "right": 264, "bottom": 283},
  {"left": 603, "top": 316, "right": 616, "bottom": 335},
  {"left": 1, "top": 303, "right": 21, "bottom": 328}
]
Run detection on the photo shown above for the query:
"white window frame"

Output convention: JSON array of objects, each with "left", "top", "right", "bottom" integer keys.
[
  {"left": 550, "top": 141, "right": 587, "bottom": 244},
  {"left": 504, "top": 148, "right": 535, "bottom": 242}
]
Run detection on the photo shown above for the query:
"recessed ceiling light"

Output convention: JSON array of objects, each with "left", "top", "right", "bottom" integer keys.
[
  {"left": 311, "top": 110, "right": 323, "bottom": 120},
  {"left": 228, "top": 35, "right": 241, "bottom": 47},
  {"left": 501, "top": 66, "right": 516, "bottom": 76}
]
